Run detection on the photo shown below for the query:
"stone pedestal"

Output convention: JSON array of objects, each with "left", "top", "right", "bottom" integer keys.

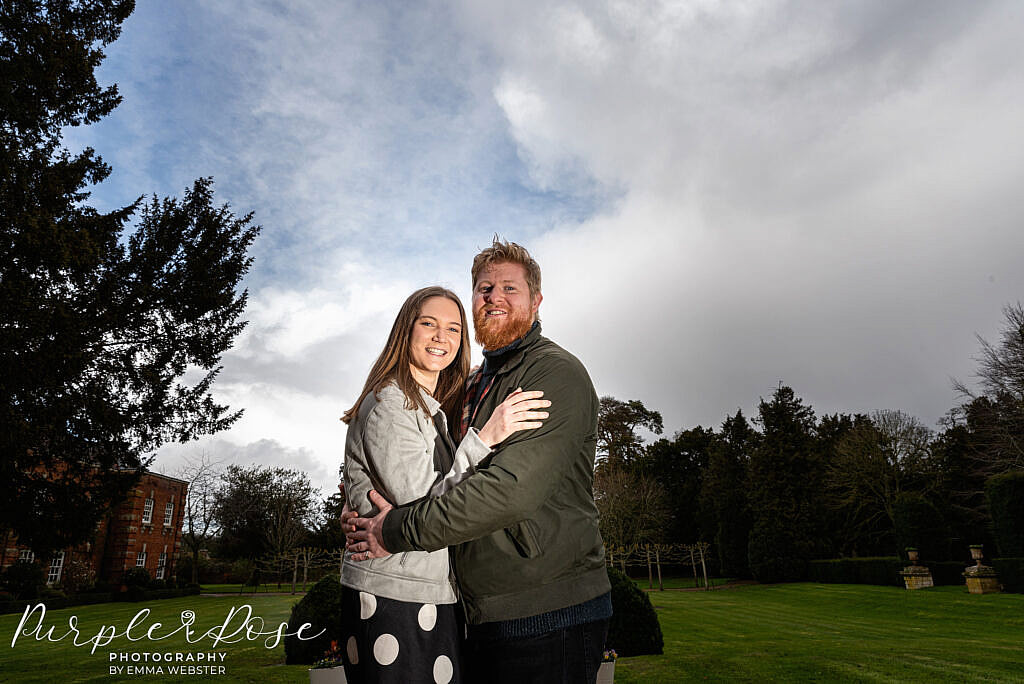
[
  {"left": 900, "top": 565, "right": 934, "bottom": 590},
  {"left": 963, "top": 565, "right": 1001, "bottom": 594}
]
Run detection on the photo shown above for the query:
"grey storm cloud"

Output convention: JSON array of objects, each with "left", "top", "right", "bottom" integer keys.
[{"left": 86, "top": 1, "right": 1024, "bottom": 493}]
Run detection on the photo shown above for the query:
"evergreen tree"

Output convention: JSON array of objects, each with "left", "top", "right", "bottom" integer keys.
[
  {"left": 746, "top": 385, "right": 819, "bottom": 582},
  {"left": 699, "top": 410, "right": 756, "bottom": 577},
  {"left": 597, "top": 396, "right": 663, "bottom": 467},
  {"left": 1, "top": 1, "right": 259, "bottom": 555},
  {"left": 641, "top": 426, "right": 715, "bottom": 544}
]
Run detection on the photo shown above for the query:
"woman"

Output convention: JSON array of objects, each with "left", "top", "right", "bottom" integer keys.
[{"left": 339, "top": 286, "right": 550, "bottom": 684}]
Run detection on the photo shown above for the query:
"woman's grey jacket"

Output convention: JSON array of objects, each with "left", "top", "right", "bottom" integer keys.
[{"left": 341, "top": 381, "right": 491, "bottom": 604}]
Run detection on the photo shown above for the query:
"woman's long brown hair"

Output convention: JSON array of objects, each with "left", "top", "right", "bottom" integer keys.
[{"left": 342, "top": 286, "right": 470, "bottom": 425}]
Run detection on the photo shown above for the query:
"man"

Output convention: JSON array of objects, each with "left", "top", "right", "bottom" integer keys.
[{"left": 346, "top": 238, "right": 611, "bottom": 683}]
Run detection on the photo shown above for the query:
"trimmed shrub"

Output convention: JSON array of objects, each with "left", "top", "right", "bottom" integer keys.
[
  {"left": 809, "top": 558, "right": 968, "bottom": 587},
  {"left": 1, "top": 561, "right": 45, "bottom": 599},
  {"left": 894, "top": 493, "right": 950, "bottom": 561},
  {"left": 122, "top": 567, "right": 151, "bottom": 588},
  {"left": 808, "top": 558, "right": 902, "bottom": 586},
  {"left": 284, "top": 575, "right": 344, "bottom": 665},
  {"left": 927, "top": 561, "right": 968, "bottom": 587},
  {"left": 606, "top": 566, "right": 663, "bottom": 656},
  {"left": 992, "top": 558, "right": 1024, "bottom": 593},
  {"left": 986, "top": 471, "right": 1024, "bottom": 557}
]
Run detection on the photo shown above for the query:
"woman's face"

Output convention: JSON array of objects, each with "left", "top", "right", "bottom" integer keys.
[{"left": 409, "top": 296, "right": 463, "bottom": 384}]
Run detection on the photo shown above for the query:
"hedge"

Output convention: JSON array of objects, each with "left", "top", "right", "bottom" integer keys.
[
  {"left": 0, "top": 584, "right": 200, "bottom": 615},
  {"left": 992, "top": 558, "right": 1024, "bottom": 593},
  {"left": 809, "top": 558, "right": 969, "bottom": 587},
  {"left": 986, "top": 471, "right": 1024, "bottom": 557}
]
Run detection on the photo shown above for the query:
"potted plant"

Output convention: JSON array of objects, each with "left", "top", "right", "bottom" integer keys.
[
  {"left": 597, "top": 649, "right": 617, "bottom": 684},
  {"left": 309, "top": 641, "right": 347, "bottom": 684}
]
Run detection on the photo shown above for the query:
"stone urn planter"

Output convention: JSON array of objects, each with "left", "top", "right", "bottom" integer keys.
[
  {"left": 964, "top": 545, "right": 1001, "bottom": 594},
  {"left": 309, "top": 666, "right": 347, "bottom": 684},
  {"left": 900, "top": 548, "right": 933, "bottom": 590}
]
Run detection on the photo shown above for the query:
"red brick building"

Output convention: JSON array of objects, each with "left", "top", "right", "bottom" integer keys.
[{"left": 1, "top": 471, "right": 189, "bottom": 588}]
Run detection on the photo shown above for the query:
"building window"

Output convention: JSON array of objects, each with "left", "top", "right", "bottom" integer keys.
[
  {"left": 156, "top": 552, "right": 167, "bottom": 580},
  {"left": 142, "top": 497, "right": 154, "bottom": 524},
  {"left": 47, "top": 551, "right": 64, "bottom": 585},
  {"left": 163, "top": 501, "right": 174, "bottom": 527},
  {"left": 19, "top": 549, "right": 35, "bottom": 563},
  {"left": 136, "top": 551, "right": 147, "bottom": 568}
]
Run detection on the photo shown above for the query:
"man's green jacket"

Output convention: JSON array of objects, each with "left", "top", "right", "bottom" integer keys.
[{"left": 382, "top": 323, "right": 610, "bottom": 624}]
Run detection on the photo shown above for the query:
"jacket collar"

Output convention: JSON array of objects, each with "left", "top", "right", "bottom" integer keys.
[
  {"left": 417, "top": 385, "right": 441, "bottom": 416},
  {"left": 487, "top": 321, "right": 543, "bottom": 376}
]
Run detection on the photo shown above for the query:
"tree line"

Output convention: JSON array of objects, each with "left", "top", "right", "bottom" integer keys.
[
  {"left": 176, "top": 456, "right": 346, "bottom": 586},
  {"left": 594, "top": 302, "right": 1024, "bottom": 583}
]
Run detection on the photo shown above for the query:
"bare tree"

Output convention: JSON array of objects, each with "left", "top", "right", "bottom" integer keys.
[
  {"left": 593, "top": 465, "right": 669, "bottom": 558},
  {"left": 826, "top": 410, "right": 935, "bottom": 544},
  {"left": 954, "top": 302, "right": 1024, "bottom": 472},
  {"left": 177, "top": 452, "right": 223, "bottom": 584}
]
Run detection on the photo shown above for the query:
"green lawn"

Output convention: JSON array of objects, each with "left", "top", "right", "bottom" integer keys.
[
  {"left": 1, "top": 594, "right": 308, "bottom": 683},
  {"left": 632, "top": 575, "right": 735, "bottom": 590},
  {"left": 200, "top": 583, "right": 308, "bottom": 594},
  {"left": 618, "top": 583, "right": 1024, "bottom": 683},
  {"left": 1, "top": 584, "right": 1021, "bottom": 682}
]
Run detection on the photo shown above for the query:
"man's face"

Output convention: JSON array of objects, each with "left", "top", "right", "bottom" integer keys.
[{"left": 472, "top": 261, "right": 542, "bottom": 350}]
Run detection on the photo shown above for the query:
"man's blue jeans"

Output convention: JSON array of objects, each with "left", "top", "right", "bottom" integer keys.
[{"left": 464, "top": 618, "right": 609, "bottom": 683}]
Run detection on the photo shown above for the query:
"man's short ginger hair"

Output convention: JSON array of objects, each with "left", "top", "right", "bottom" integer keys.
[{"left": 471, "top": 237, "right": 542, "bottom": 297}]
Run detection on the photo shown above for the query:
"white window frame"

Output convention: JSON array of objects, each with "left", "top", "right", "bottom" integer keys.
[
  {"left": 163, "top": 501, "right": 174, "bottom": 527},
  {"left": 136, "top": 551, "right": 147, "bottom": 568},
  {"left": 142, "top": 497, "right": 154, "bottom": 524},
  {"left": 46, "top": 551, "right": 64, "bottom": 585},
  {"left": 156, "top": 552, "right": 167, "bottom": 580},
  {"left": 19, "top": 549, "right": 35, "bottom": 563}
]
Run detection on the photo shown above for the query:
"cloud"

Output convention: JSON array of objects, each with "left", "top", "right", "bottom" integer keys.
[
  {"left": 459, "top": 0, "right": 1024, "bottom": 429},
  {"left": 66, "top": 0, "right": 1024, "bottom": 490}
]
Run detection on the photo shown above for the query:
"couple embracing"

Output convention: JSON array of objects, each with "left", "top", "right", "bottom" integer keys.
[{"left": 339, "top": 239, "right": 611, "bottom": 683}]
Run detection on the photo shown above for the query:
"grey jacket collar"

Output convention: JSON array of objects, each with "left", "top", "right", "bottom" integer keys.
[{"left": 418, "top": 385, "right": 441, "bottom": 415}]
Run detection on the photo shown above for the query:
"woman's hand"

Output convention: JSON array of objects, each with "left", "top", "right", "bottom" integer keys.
[{"left": 477, "top": 388, "right": 551, "bottom": 447}]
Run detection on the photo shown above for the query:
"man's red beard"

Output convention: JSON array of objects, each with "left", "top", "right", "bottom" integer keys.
[{"left": 474, "top": 305, "right": 534, "bottom": 350}]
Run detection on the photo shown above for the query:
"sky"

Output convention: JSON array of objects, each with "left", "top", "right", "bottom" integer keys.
[{"left": 65, "top": 0, "right": 1024, "bottom": 495}]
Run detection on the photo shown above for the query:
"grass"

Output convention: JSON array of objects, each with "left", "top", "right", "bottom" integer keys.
[
  {"left": 617, "top": 583, "right": 1024, "bottom": 683},
  {"left": 0, "top": 594, "right": 309, "bottom": 683},
  {"left": 200, "top": 583, "right": 307, "bottom": 594},
  {"left": 1, "top": 583, "right": 1021, "bottom": 682},
  {"left": 631, "top": 575, "right": 735, "bottom": 590}
]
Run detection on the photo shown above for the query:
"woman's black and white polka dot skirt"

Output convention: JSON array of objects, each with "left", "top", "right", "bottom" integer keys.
[{"left": 340, "top": 586, "right": 463, "bottom": 684}]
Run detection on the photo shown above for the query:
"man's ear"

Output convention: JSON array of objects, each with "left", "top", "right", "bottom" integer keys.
[{"left": 531, "top": 291, "right": 543, "bottom": 316}]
